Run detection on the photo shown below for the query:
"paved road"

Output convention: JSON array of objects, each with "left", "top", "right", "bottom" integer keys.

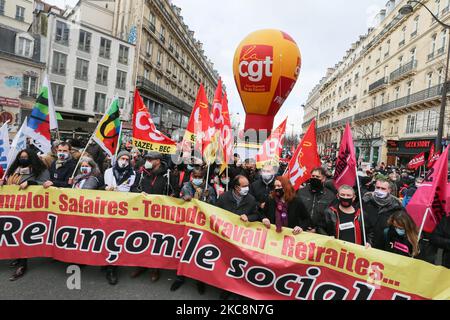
[{"left": 0, "top": 258, "right": 221, "bottom": 300}]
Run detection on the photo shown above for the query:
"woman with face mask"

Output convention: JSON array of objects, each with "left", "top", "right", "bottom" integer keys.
[
  {"left": 71, "top": 157, "right": 102, "bottom": 190},
  {"left": 262, "top": 177, "right": 310, "bottom": 235},
  {"left": 0, "top": 149, "right": 50, "bottom": 281},
  {"left": 382, "top": 210, "right": 419, "bottom": 258},
  {"left": 213, "top": 171, "right": 230, "bottom": 199},
  {"left": 322, "top": 185, "right": 373, "bottom": 246}
]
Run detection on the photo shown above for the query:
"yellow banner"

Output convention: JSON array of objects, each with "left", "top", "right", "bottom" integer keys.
[{"left": 132, "top": 138, "right": 176, "bottom": 155}]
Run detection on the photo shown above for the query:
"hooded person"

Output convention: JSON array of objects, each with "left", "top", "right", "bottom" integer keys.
[
  {"left": 104, "top": 150, "right": 137, "bottom": 193},
  {"left": 362, "top": 178, "right": 403, "bottom": 250}
]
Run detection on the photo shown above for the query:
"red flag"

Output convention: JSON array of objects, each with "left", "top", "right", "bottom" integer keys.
[
  {"left": 256, "top": 118, "right": 287, "bottom": 169},
  {"left": 407, "top": 146, "right": 449, "bottom": 233},
  {"left": 286, "top": 120, "right": 321, "bottom": 191},
  {"left": 407, "top": 153, "right": 426, "bottom": 170},
  {"left": 132, "top": 90, "right": 177, "bottom": 154},
  {"left": 428, "top": 145, "right": 441, "bottom": 169},
  {"left": 334, "top": 123, "right": 357, "bottom": 189},
  {"left": 220, "top": 92, "right": 233, "bottom": 165},
  {"left": 183, "top": 84, "right": 210, "bottom": 144}
]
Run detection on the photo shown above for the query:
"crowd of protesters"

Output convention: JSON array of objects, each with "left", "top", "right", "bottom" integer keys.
[{"left": 1, "top": 139, "right": 450, "bottom": 300}]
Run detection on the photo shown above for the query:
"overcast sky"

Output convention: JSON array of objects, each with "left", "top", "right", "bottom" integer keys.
[{"left": 47, "top": 0, "right": 389, "bottom": 134}]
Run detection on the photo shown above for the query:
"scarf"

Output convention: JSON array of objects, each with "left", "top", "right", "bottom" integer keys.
[
  {"left": 275, "top": 198, "right": 288, "bottom": 233},
  {"left": 232, "top": 190, "right": 243, "bottom": 207},
  {"left": 56, "top": 154, "right": 73, "bottom": 170},
  {"left": 74, "top": 173, "right": 92, "bottom": 188},
  {"left": 364, "top": 192, "right": 395, "bottom": 208},
  {"left": 113, "top": 165, "right": 133, "bottom": 186}
]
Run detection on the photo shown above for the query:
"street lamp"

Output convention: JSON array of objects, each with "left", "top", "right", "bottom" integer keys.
[{"left": 400, "top": 0, "right": 450, "bottom": 152}]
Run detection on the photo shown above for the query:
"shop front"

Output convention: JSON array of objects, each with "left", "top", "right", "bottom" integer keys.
[
  {"left": 355, "top": 139, "right": 383, "bottom": 167},
  {"left": 386, "top": 138, "right": 434, "bottom": 167}
]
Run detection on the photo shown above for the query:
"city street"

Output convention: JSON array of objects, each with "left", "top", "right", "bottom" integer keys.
[{"left": 0, "top": 259, "right": 221, "bottom": 300}]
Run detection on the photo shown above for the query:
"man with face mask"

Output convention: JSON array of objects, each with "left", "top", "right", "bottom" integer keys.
[
  {"left": 362, "top": 178, "right": 403, "bottom": 250},
  {"left": 296, "top": 167, "right": 336, "bottom": 235},
  {"left": 43, "top": 142, "right": 77, "bottom": 189},
  {"left": 250, "top": 164, "right": 277, "bottom": 213},
  {"left": 322, "top": 185, "right": 373, "bottom": 246},
  {"left": 180, "top": 167, "right": 216, "bottom": 205}
]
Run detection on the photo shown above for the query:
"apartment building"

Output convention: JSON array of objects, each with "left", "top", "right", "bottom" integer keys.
[
  {"left": 0, "top": 0, "right": 33, "bottom": 32},
  {"left": 111, "top": 0, "right": 221, "bottom": 136},
  {"left": 31, "top": 7, "right": 135, "bottom": 135},
  {"left": 302, "top": 0, "right": 450, "bottom": 166}
]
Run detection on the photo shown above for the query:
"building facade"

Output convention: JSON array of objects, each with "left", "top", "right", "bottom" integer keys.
[
  {"left": 0, "top": 0, "right": 34, "bottom": 32},
  {"left": 302, "top": 0, "right": 450, "bottom": 167},
  {"left": 0, "top": 23, "right": 45, "bottom": 133},
  {"left": 111, "top": 0, "right": 220, "bottom": 137},
  {"left": 30, "top": 7, "right": 135, "bottom": 136}
]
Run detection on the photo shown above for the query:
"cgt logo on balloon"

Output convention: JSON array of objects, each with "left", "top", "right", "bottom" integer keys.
[{"left": 238, "top": 45, "right": 273, "bottom": 92}]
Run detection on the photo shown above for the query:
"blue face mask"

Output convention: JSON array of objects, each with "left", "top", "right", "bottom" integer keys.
[
  {"left": 395, "top": 228, "right": 406, "bottom": 237},
  {"left": 187, "top": 165, "right": 194, "bottom": 171},
  {"left": 192, "top": 179, "right": 203, "bottom": 187}
]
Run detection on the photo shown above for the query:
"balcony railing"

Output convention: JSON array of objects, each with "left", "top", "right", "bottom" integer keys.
[
  {"left": 411, "top": 30, "right": 417, "bottom": 38},
  {"left": 368, "top": 77, "right": 388, "bottom": 93},
  {"left": 428, "top": 52, "right": 435, "bottom": 61},
  {"left": 438, "top": 47, "right": 445, "bottom": 56},
  {"left": 136, "top": 76, "right": 191, "bottom": 113},
  {"left": 389, "top": 60, "right": 417, "bottom": 83},
  {"left": 337, "top": 98, "right": 350, "bottom": 110},
  {"left": 355, "top": 83, "right": 446, "bottom": 122},
  {"left": 399, "top": 39, "right": 405, "bottom": 47},
  {"left": 319, "top": 109, "right": 330, "bottom": 118}
]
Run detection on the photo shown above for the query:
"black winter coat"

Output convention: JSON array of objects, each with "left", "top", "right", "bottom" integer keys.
[
  {"left": 49, "top": 159, "right": 77, "bottom": 188},
  {"left": 430, "top": 215, "right": 450, "bottom": 268},
  {"left": 217, "top": 191, "right": 259, "bottom": 222},
  {"left": 133, "top": 163, "right": 176, "bottom": 196},
  {"left": 296, "top": 184, "right": 336, "bottom": 234},
  {"left": 263, "top": 197, "right": 310, "bottom": 229},
  {"left": 250, "top": 178, "right": 275, "bottom": 206},
  {"left": 362, "top": 193, "right": 403, "bottom": 250}
]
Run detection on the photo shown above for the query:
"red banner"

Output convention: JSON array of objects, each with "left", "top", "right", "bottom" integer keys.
[
  {"left": 1, "top": 186, "right": 450, "bottom": 300},
  {"left": 334, "top": 123, "right": 357, "bottom": 189},
  {"left": 407, "top": 153, "right": 426, "bottom": 170}
]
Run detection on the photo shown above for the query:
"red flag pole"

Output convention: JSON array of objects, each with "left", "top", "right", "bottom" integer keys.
[{"left": 355, "top": 166, "right": 367, "bottom": 246}]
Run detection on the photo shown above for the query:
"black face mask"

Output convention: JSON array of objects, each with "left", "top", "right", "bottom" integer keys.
[
  {"left": 309, "top": 178, "right": 323, "bottom": 192},
  {"left": 339, "top": 196, "right": 353, "bottom": 208},
  {"left": 274, "top": 188, "right": 284, "bottom": 198},
  {"left": 18, "top": 159, "right": 31, "bottom": 168}
]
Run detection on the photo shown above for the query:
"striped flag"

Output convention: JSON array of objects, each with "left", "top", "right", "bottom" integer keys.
[
  {"left": 92, "top": 98, "right": 121, "bottom": 157},
  {"left": 23, "top": 76, "right": 58, "bottom": 154}
]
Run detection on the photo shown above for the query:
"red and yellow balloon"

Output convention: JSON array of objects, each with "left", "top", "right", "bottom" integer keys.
[{"left": 233, "top": 29, "right": 302, "bottom": 132}]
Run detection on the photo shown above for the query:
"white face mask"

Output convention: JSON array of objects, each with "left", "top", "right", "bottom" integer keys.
[
  {"left": 118, "top": 160, "right": 129, "bottom": 169},
  {"left": 239, "top": 187, "right": 250, "bottom": 196},
  {"left": 145, "top": 161, "right": 153, "bottom": 170},
  {"left": 374, "top": 189, "right": 388, "bottom": 199}
]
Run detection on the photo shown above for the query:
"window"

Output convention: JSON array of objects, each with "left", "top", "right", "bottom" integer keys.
[
  {"left": 118, "top": 97, "right": 125, "bottom": 110},
  {"left": 160, "top": 26, "right": 165, "bottom": 42},
  {"left": 440, "top": 30, "right": 447, "bottom": 53},
  {"left": 78, "top": 30, "right": 91, "bottom": 52},
  {"left": 94, "top": 93, "right": 106, "bottom": 113},
  {"left": 75, "top": 58, "right": 89, "bottom": 81},
  {"left": 144, "top": 69, "right": 150, "bottom": 80},
  {"left": 436, "top": 0, "right": 441, "bottom": 17},
  {"left": 412, "top": 16, "right": 419, "bottom": 36},
  {"left": 149, "top": 12, "right": 156, "bottom": 27},
  {"left": 438, "top": 68, "right": 444, "bottom": 84},
  {"left": 55, "top": 21, "right": 69, "bottom": 45},
  {"left": 15, "top": 6, "right": 25, "bottom": 21},
  {"left": 116, "top": 71, "right": 127, "bottom": 90},
  {"left": 157, "top": 50, "right": 163, "bottom": 66},
  {"left": 99, "top": 38, "right": 111, "bottom": 59},
  {"left": 0, "top": 0, "right": 5, "bottom": 15},
  {"left": 410, "top": 48, "right": 416, "bottom": 61},
  {"left": 17, "top": 37, "right": 32, "bottom": 57},
  {"left": 400, "top": 26, "right": 406, "bottom": 46},
  {"left": 406, "top": 81, "right": 413, "bottom": 96},
  {"left": 96, "top": 65, "right": 109, "bottom": 85},
  {"left": 73, "top": 88, "right": 86, "bottom": 110},
  {"left": 395, "top": 87, "right": 400, "bottom": 100},
  {"left": 146, "top": 40, "right": 153, "bottom": 56},
  {"left": 406, "top": 109, "right": 439, "bottom": 134},
  {"left": 428, "top": 72, "right": 433, "bottom": 88},
  {"left": 22, "top": 75, "right": 37, "bottom": 97},
  {"left": 118, "top": 45, "right": 129, "bottom": 64},
  {"left": 51, "top": 83, "right": 64, "bottom": 106},
  {"left": 52, "top": 51, "right": 67, "bottom": 75}
]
